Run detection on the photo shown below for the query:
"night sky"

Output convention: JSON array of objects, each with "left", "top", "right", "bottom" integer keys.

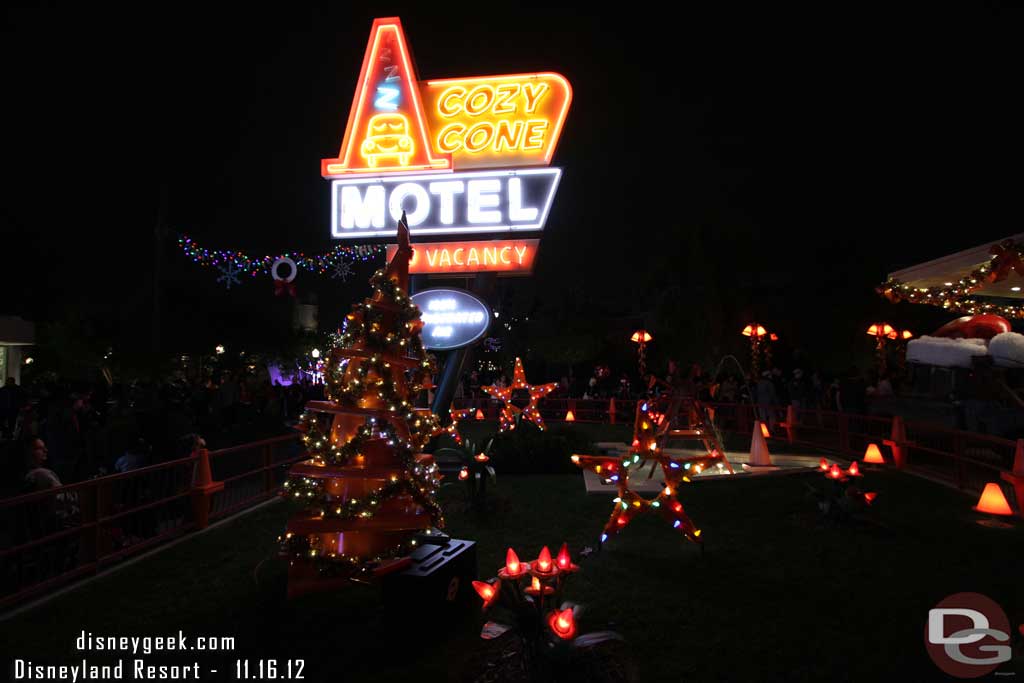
[{"left": 4, "top": 4, "right": 1024, "bottom": 374}]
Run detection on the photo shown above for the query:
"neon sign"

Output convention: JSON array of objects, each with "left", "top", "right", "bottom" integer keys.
[
  {"left": 321, "top": 18, "right": 451, "bottom": 176},
  {"left": 422, "top": 74, "right": 572, "bottom": 170},
  {"left": 322, "top": 18, "right": 571, "bottom": 179},
  {"left": 331, "top": 169, "right": 560, "bottom": 238},
  {"left": 411, "top": 288, "right": 491, "bottom": 350},
  {"left": 386, "top": 239, "right": 539, "bottom": 275}
]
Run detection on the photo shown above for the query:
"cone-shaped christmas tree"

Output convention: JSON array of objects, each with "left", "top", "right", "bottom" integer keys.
[{"left": 280, "top": 214, "right": 443, "bottom": 597}]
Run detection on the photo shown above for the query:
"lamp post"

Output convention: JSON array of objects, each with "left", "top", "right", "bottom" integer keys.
[
  {"left": 741, "top": 324, "right": 768, "bottom": 377},
  {"left": 865, "top": 323, "right": 901, "bottom": 375},
  {"left": 630, "top": 329, "right": 652, "bottom": 378}
]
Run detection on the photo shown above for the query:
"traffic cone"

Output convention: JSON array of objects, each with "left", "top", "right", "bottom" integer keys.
[
  {"left": 998, "top": 439, "right": 1024, "bottom": 518},
  {"left": 191, "top": 448, "right": 224, "bottom": 530},
  {"left": 863, "top": 443, "right": 885, "bottom": 464},
  {"left": 782, "top": 405, "right": 796, "bottom": 444},
  {"left": 193, "top": 448, "right": 214, "bottom": 488},
  {"left": 974, "top": 482, "right": 1013, "bottom": 516},
  {"left": 885, "top": 416, "right": 907, "bottom": 468},
  {"left": 749, "top": 420, "right": 773, "bottom": 467}
]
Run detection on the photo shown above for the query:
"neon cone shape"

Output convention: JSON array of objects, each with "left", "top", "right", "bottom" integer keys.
[
  {"left": 749, "top": 421, "right": 773, "bottom": 466},
  {"left": 974, "top": 483, "right": 1014, "bottom": 516},
  {"left": 863, "top": 443, "right": 885, "bottom": 464}
]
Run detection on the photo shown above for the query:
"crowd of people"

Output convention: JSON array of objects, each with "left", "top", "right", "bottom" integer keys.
[
  {"left": 1, "top": 371, "right": 323, "bottom": 498},
  {"left": 3, "top": 356, "right": 903, "bottom": 500}
]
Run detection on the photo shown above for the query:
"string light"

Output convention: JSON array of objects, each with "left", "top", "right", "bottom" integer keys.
[
  {"left": 878, "top": 238, "right": 1024, "bottom": 318},
  {"left": 177, "top": 234, "right": 384, "bottom": 277}
]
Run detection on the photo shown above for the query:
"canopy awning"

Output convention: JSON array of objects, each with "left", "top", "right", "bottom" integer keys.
[{"left": 887, "top": 233, "right": 1024, "bottom": 299}]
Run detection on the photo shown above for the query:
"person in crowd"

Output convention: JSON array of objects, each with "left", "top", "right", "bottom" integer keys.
[
  {"left": 114, "top": 439, "right": 151, "bottom": 473},
  {"left": 875, "top": 372, "right": 894, "bottom": 398},
  {"left": 23, "top": 437, "right": 61, "bottom": 492},
  {"left": 0, "top": 376, "right": 26, "bottom": 438},
  {"left": 718, "top": 374, "right": 738, "bottom": 403},
  {"left": 755, "top": 371, "right": 779, "bottom": 428},
  {"left": 788, "top": 368, "right": 808, "bottom": 410},
  {"left": 838, "top": 366, "right": 867, "bottom": 414}
]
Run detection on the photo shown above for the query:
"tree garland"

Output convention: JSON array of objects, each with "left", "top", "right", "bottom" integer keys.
[
  {"left": 878, "top": 238, "right": 1024, "bottom": 318},
  {"left": 279, "top": 533, "right": 418, "bottom": 579}
]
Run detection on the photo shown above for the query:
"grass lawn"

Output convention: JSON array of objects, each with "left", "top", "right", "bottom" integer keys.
[{"left": 3, "top": 465, "right": 1022, "bottom": 681}]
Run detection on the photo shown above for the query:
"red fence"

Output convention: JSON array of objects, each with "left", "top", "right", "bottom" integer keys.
[{"left": 0, "top": 433, "right": 302, "bottom": 612}]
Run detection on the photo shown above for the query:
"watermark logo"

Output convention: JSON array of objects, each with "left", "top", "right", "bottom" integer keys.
[{"left": 926, "top": 592, "right": 1012, "bottom": 678}]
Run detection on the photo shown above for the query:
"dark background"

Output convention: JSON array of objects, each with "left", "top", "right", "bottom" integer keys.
[{"left": 3, "top": 3, "right": 1023, "bottom": 376}]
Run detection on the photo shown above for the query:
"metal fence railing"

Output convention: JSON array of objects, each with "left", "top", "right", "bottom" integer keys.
[{"left": 0, "top": 433, "right": 302, "bottom": 612}]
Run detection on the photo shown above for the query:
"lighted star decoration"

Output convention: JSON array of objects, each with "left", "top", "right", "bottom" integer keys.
[
  {"left": 571, "top": 399, "right": 734, "bottom": 546},
  {"left": 481, "top": 357, "right": 558, "bottom": 432},
  {"left": 444, "top": 407, "right": 474, "bottom": 445}
]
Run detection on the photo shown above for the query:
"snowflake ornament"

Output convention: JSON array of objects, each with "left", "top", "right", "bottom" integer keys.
[
  {"left": 216, "top": 263, "right": 243, "bottom": 290},
  {"left": 331, "top": 258, "right": 355, "bottom": 281}
]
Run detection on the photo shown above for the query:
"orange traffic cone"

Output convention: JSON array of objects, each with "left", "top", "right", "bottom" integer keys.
[
  {"left": 974, "top": 482, "right": 1014, "bottom": 518},
  {"left": 749, "top": 420, "right": 773, "bottom": 467},
  {"left": 970, "top": 481, "right": 1011, "bottom": 528},
  {"left": 1000, "top": 439, "right": 1024, "bottom": 518},
  {"left": 886, "top": 416, "right": 907, "bottom": 468},
  {"left": 782, "top": 405, "right": 796, "bottom": 444},
  {"left": 863, "top": 443, "right": 885, "bottom": 464},
  {"left": 191, "top": 448, "right": 224, "bottom": 530}
]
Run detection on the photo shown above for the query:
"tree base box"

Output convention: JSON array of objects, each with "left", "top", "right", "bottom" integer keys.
[{"left": 382, "top": 538, "right": 477, "bottom": 616}]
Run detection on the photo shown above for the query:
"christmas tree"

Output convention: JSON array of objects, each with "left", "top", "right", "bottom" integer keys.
[{"left": 280, "top": 214, "right": 443, "bottom": 597}]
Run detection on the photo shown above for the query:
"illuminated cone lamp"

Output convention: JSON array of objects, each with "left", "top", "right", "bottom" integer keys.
[
  {"left": 818, "top": 458, "right": 829, "bottom": 471},
  {"left": 749, "top": 420, "right": 774, "bottom": 467},
  {"left": 742, "top": 323, "right": 768, "bottom": 376},
  {"left": 525, "top": 575, "right": 555, "bottom": 597},
  {"left": 498, "top": 547, "right": 529, "bottom": 579},
  {"left": 973, "top": 483, "right": 1014, "bottom": 527},
  {"left": 847, "top": 460, "right": 861, "bottom": 477},
  {"left": 475, "top": 408, "right": 485, "bottom": 420},
  {"left": 474, "top": 453, "right": 489, "bottom": 462},
  {"left": 532, "top": 546, "right": 558, "bottom": 578},
  {"left": 630, "top": 329, "right": 653, "bottom": 378},
  {"left": 458, "top": 466, "right": 470, "bottom": 481},
  {"left": 472, "top": 580, "right": 499, "bottom": 609},
  {"left": 565, "top": 409, "right": 576, "bottom": 422},
  {"left": 555, "top": 542, "right": 579, "bottom": 573},
  {"left": 547, "top": 608, "right": 577, "bottom": 640},
  {"left": 863, "top": 443, "right": 885, "bottom": 465}
]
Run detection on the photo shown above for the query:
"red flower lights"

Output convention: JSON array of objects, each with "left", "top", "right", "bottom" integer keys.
[{"left": 547, "top": 608, "right": 577, "bottom": 640}]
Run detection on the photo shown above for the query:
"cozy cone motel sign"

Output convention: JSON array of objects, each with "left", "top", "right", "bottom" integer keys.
[{"left": 323, "top": 17, "right": 571, "bottom": 279}]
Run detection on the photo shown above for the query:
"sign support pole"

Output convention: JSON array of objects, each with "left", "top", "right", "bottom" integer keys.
[{"left": 431, "top": 273, "right": 496, "bottom": 421}]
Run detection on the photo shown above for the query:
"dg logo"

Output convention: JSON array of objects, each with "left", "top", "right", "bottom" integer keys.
[{"left": 925, "top": 592, "right": 1014, "bottom": 678}]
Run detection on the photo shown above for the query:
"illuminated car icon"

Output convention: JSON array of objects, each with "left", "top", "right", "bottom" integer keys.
[{"left": 361, "top": 114, "right": 414, "bottom": 167}]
